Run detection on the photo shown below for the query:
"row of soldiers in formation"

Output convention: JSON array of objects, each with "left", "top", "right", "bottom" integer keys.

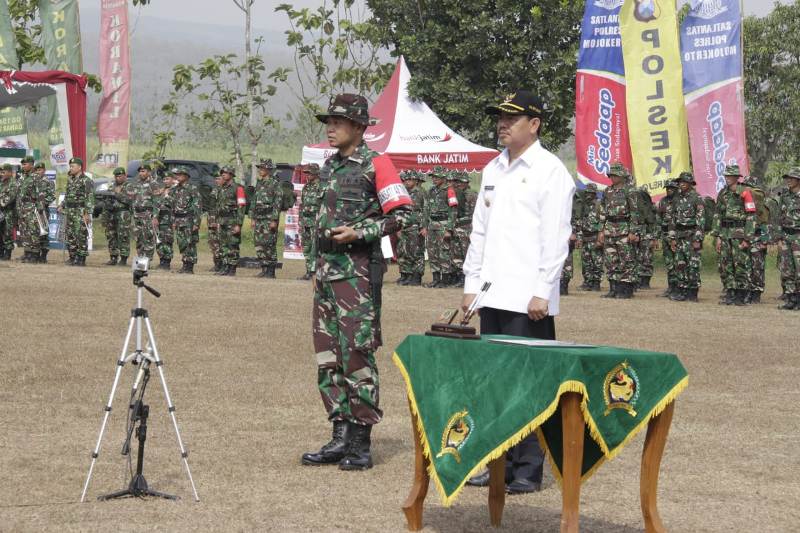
[
  {"left": 561, "top": 162, "right": 800, "bottom": 310},
  {"left": 0, "top": 157, "right": 56, "bottom": 263}
]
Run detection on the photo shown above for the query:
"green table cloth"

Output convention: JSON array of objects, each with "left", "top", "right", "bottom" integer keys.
[{"left": 392, "top": 334, "right": 688, "bottom": 506}]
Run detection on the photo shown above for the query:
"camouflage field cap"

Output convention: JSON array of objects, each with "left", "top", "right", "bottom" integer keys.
[
  {"left": 415, "top": 171, "right": 426, "bottom": 182},
  {"left": 400, "top": 170, "right": 413, "bottom": 180},
  {"left": 583, "top": 183, "right": 598, "bottom": 193},
  {"left": 304, "top": 163, "right": 320, "bottom": 176},
  {"left": 138, "top": 163, "right": 152, "bottom": 171},
  {"left": 723, "top": 164, "right": 742, "bottom": 177},
  {"left": 220, "top": 165, "right": 236, "bottom": 176},
  {"left": 430, "top": 165, "right": 448, "bottom": 179},
  {"left": 316, "top": 93, "right": 377, "bottom": 126},
  {"left": 743, "top": 175, "right": 762, "bottom": 188},
  {"left": 1, "top": 163, "right": 13, "bottom": 171},
  {"left": 113, "top": 166, "right": 126, "bottom": 176},
  {"left": 171, "top": 166, "right": 190, "bottom": 177},
  {"left": 69, "top": 157, "right": 84, "bottom": 167},
  {"left": 607, "top": 162, "right": 630, "bottom": 178},
  {"left": 676, "top": 171, "right": 695, "bottom": 184},
  {"left": 34, "top": 162, "right": 46, "bottom": 170},
  {"left": 256, "top": 158, "right": 275, "bottom": 170},
  {"left": 21, "top": 155, "right": 34, "bottom": 164},
  {"left": 665, "top": 179, "right": 678, "bottom": 189},
  {"left": 456, "top": 171, "right": 470, "bottom": 183},
  {"left": 782, "top": 167, "right": 800, "bottom": 180}
]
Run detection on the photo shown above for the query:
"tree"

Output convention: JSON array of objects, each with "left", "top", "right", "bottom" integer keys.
[
  {"left": 743, "top": 2, "right": 800, "bottom": 181},
  {"left": 367, "top": 0, "right": 583, "bottom": 150},
  {"left": 274, "top": 1, "right": 393, "bottom": 143},
  {"left": 232, "top": 0, "right": 260, "bottom": 185}
]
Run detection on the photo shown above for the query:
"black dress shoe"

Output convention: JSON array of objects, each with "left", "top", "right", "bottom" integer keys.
[
  {"left": 506, "top": 478, "right": 542, "bottom": 494},
  {"left": 465, "top": 470, "right": 491, "bottom": 487}
]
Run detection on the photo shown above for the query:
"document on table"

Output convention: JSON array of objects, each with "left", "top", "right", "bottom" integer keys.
[{"left": 486, "top": 338, "right": 596, "bottom": 348}]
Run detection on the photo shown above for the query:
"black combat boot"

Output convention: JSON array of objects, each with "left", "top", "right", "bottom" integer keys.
[
  {"left": 778, "top": 293, "right": 797, "bottom": 310},
  {"left": 719, "top": 288, "right": 735, "bottom": 305},
  {"left": 224, "top": 265, "right": 237, "bottom": 277},
  {"left": 661, "top": 281, "right": 674, "bottom": 298},
  {"left": 215, "top": 264, "right": 229, "bottom": 275},
  {"left": 434, "top": 273, "right": 449, "bottom": 288},
  {"left": 66, "top": 254, "right": 75, "bottom": 265},
  {"left": 118, "top": 256, "right": 128, "bottom": 267},
  {"left": 176, "top": 261, "right": 189, "bottom": 274},
  {"left": 396, "top": 273, "right": 408, "bottom": 285},
  {"left": 602, "top": 280, "right": 617, "bottom": 298},
  {"left": 616, "top": 281, "right": 633, "bottom": 299},
  {"left": 592, "top": 280, "right": 602, "bottom": 291},
  {"left": 20, "top": 251, "right": 33, "bottom": 263},
  {"left": 669, "top": 287, "right": 687, "bottom": 302},
  {"left": 106, "top": 256, "right": 118, "bottom": 266},
  {"left": 743, "top": 291, "right": 752, "bottom": 305},
  {"left": 0, "top": 249, "right": 10, "bottom": 261},
  {"left": 338, "top": 423, "right": 373, "bottom": 471},
  {"left": 266, "top": 265, "right": 276, "bottom": 279},
  {"left": 301, "top": 421, "right": 350, "bottom": 466},
  {"left": 159, "top": 258, "right": 171, "bottom": 270},
  {"left": 425, "top": 272, "right": 441, "bottom": 288},
  {"left": 39, "top": 249, "right": 48, "bottom": 263},
  {"left": 255, "top": 265, "right": 268, "bottom": 278},
  {"left": 406, "top": 273, "right": 422, "bottom": 286},
  {"left": 560, "top": 279, "right": 569, "bottom": 296},
  {"left": 75, "top": 256, "right": 87, "bottom": 267},
  {"left": 750, "top": 291, "right": 761, "bottom": 304},
  {"left": 578, "top": 280, "right": 591, "bottom": 290},
  {"left": 639, "top": 276, "right": 652, "bottom": 289},
  {"left": 184, "top": 262, "right": 194, "bottom": 274},
  {"left": 686, "top": 288, "right": 699, "bottom": 302},
  {"left": 733, "top": 289, "right": 747, "bottom": 306},
  {"left": 455, "top": 273, "right": 465, "bottom": 288}
]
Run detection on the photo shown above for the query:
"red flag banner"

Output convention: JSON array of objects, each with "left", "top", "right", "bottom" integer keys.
[{"left": 97, "top": 0, "right": 131, "bottom": 170}]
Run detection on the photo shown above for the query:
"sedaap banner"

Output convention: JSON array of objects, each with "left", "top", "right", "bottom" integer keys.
[
  {"left": 680, "top": 0, "right": 748, "bottom": 197},
  {"left": 575, "top": 0, "right": 633, "bottom": 187},
  {"left": 620, "top": 0, "right": 690, "bottom": 195}
]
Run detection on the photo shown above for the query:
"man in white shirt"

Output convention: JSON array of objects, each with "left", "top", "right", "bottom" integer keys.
[{"left": 462, "top": 90, "right": 575, "bottom": 494}]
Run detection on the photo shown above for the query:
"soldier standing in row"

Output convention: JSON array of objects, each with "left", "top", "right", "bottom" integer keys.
[
  {"left": 155, "top": 177, "right": 175, "bottom": 270},
  {"left": 599, "top": 162, "right": 640, "bottom": 299},
  {"left": 251, "top": 159, "right": 283, "bottom": 279},
  {"left": 777, "top": 168, "right": 800, "bottom": 310},
  {"left": 298, "top": 163, "right": 323, "bottom": 280},
  {"left": 452, "top": 172, "right": 476, "bottom": 288},
  {"left": 103, "top": 167, "right": 132, "bottom": 266},
  {"left": 713, "top": 164, "right": 757, "bottom": 306},
  {"left": 560, "top": 189, "right": 581, "bottom": 295},
  {"left": 15, "top": 156, "right": 46, "bottom": 263},
  {"left": 668, "top": 172, "right": 705, "bottom": 302},
  {"left": 424, "top": 166, "right": 458, "bottom": 288},
  {"left": 33, "top": 162, "right": 55, "bottom": 263},
  {"left": 657, "top": 180, "right": 678, "bottom": 297},
  {"left": 396, "top": 170, "right": 426, "bottom": 286},
  {"left": 171, "top": 166, "right": 202, "bottom": 274},
  {"left": 636, "top": 185, "right": 657, "bottom": 289},
  {"left": 0, "top": 163, "right": 16, "bottom": 260},
  {"left": 215, "top": 166, "right": 246, "bottom": 276},
  {"left": 577, "top": 183, "right": 603, "bottom": 291},
  {"left": 207, "top": 173, "right": 223, "bottom": 272},
  {"left": 744, "top": 176, "right": 769, "bottom": 304},
  {"left": 59, "top": 158, "right": 94, "bottom": 267},
  {"left": 130, "top": 163, "right": 159, "bottom": 262}
]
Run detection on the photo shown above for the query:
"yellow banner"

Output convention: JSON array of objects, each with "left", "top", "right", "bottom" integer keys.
[{"left": 619, "top": 0, "right": 690, "bottom": 195}]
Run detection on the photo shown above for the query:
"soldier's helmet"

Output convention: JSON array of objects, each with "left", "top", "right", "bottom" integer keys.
[
  {"left": 34, "top": 162, "right": 46, "bottom": 170},
  {"left": 315, "top": 93, "right": 378, "bottom": 126},
  {"left": 304, "top": 163, "right": 320, "bottom": 176},
  {"left": 607, "top": 162, "right": 630, "bottom": 178},
  {"left": 113, "top": 167, "right": 126, "bottom": 176},
  {"left": 782, "top": 167, "right": 800, "bottom": 181},
  {"left": 723, "top": 164, "right": 742, "bottom": 177},
  {"left": 665, "top": 179, "right": 678, "bottom": 189},
  {"left": 583, "top": 183, "right": 598, "bottom": 193},
  {"left": 676, "top": 171, "right": 695, "bottom": 185},
  {"left": 220, "top": 165, "right": 236, "bottom": 177},
  {"left": 21, "top": 155, "right": 34, "bottom": 164},
  {"left": 257, "top": 158, "right": 275, "bottom": 170},
  {"left": 172, "top": 166, "right": 190, "bottom": 177}
]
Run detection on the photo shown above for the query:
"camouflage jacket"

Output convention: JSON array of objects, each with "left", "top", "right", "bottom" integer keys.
[
  {"left": 637, "top": 190, "right": 658, "bottom": 239},
  {"left": 656, "top": 194, "right": 676, "bottom": 238},
  {"left": 15, "top": 172, "right": 48, "bottom": 214},
  {"left": 63, "top": 173, "right": 94, "bottom": 213},
  {"left": 777, "top": 189, "right": 800, "bottom": 238},
  {"left": 171, "top": 182, "right": 201, "bottom": 228},
  {"left": 300, "top": 179, "right": 323, "bottom": 227},
  {"left": 600, "top": 184, "right": 641, "bottom": 237},
  {"left": 668, "top": 189, "right": 705, "bottom": 243},
  {"left": 250, "top": 177, "right": 282, "bottom": 221},
  {"left": 578, "top": 193, "right": 603, "bottom": 238},
  {"left": 402, "top": 186, "right": 426, "bottom": 229},
  {"left": 207, "top": 185, "right": 220, "bottom": 222},
  {"left": 128, "top": 178, "right": 158, "bottom": 219},
  {"left": 424, "top": 183, "right": 457, "bottom": 230},
  {"left": 155, "top": 192, "right": 174, "bottom": 226},
  {"left": 215, "top": 180, "right": 245, "bottom": 225},
  {"left": 108, "top": 182, "right": 132, "bottom": 212},
  {"left": 458, "top": 188, "right": 478, "bottom": 227},
  {"left": 0, "top": 177, "right": 16, "bottom": 216},
  {"left": 712, "top": 185, "right": 756, "bottom": 240},
  {"left": 315, "top": 142, "right": 411, "bottom": 281}
]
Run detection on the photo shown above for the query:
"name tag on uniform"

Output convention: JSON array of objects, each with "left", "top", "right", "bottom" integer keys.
[{"left": 484, "top": 185, "right": 494, "bottom": 207}]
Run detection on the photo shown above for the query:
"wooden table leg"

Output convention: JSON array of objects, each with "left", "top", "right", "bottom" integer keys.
[
  {"left": 488, "top": 455, "right": 506, "bottom": 527},
  {"left": 402, "top": 403, "right": 430, "bottom": 531},
  {"left": 560, "top": 392, "right": 585, "bottom": 533},
  {"left": 640, "top": 401, "right": 675, "bottom": 533}
]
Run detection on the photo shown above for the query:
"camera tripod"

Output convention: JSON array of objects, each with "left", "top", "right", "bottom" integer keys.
[{"left": 80, "top": 267, "right": 199, "bottom": 502}]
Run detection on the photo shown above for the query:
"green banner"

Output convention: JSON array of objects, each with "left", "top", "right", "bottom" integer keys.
[
  {"left": 38, "top": 0, "right": 83, "bottom": 167},
  {"left": 393, "top": 334, "right": 688, "bottom": 505},
  {"left": 0, "top": 0, "right": 30, "bottom": 151}
]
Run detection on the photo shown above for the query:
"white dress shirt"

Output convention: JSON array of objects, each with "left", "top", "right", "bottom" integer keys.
[{"left": 463, "top": 140, "right": 575, "bottom": 316}]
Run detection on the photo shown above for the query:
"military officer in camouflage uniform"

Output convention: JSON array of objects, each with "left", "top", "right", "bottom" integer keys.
[
  {"left": 251, "top": 159, "right": 283, "bottom": 278},
  {"left": 668, "top": 172, "right": 705, "bottom": 302},
  {"left": 776, "top": 168, "right": 800, "bottom": 310},
  {"left": 767, "top": 186, "right": 787, "bottom": 301},
  {"left": 599, "top": 162, "right": 641, "bottom": 298},
  {"left": 15, "top": 156, "right": 49, "bottom": 263},
  {"left": 452, "top": 172, "right": 476, "bottom": 288},
  {"left": 33, "top": 162, "right": 55, "bottom": 262},
  {"left": 657, "top": 180, "right": 678, "bottom": 297},
  {"left": 214, "top": 166, "right": 246, "bottom": 276},
  {"left": 424, "top": 166, "right": 458, "bottom": 287},
  {"left": 170, "top": 166, "right": 202, "bottom": 274},
  {"left": 396, "top": 170, "right": 426, "bottom": 286},
  {"left": 155, "top": 171, "right": 175, "bottom": 269},
  {"left": 103, "top": 167, "right": 133, "bottom": 266},
  {"left": 577, "top": 183, "right": 603, "bottom": 291},
  {"left": 58, "top": 157, "right": 94, "bottom": 266},
  {"left": 743, "top": 175, "right": 769, "bottom": 304},
  {"left": 712, "top": 164, "right": 757, "bottom": 306},
  {"left": 560, "top": 189, "right": 582, "bottom": 295},
  {"left": 129, "top": 163, "right": 159, "bottom": 262},
  {"left": 207, "top": 173, "right": 223, "bottom": 272},
  {"left": 446, "top": 171, "right": 468, "bottom": 287},
  {"left": 635, "top": 185, "right": 657, "bottom": 289},
  {"left": 299, "top": 163, "right": 323, "bottom": 280},
  {"left": 0, "top": 163, "right": 17, "bottom": 260},
  {"left": 301, "top": 94, "right": 412, "bottom": 471}
]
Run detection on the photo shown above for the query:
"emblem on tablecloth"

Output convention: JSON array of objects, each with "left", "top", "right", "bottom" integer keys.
[
  {"left": 435, "top": 410, "right": 473, "bottom": 463},
  {"left": 603, "top": 361, "right": 640, "bottom": 417}
]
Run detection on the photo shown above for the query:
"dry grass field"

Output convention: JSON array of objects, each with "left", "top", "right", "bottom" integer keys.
[{"left": 1, "top": 253, "right": 798, "bottom": 532}]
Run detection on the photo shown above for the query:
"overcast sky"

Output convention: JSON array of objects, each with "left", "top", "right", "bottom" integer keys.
[{"left": 131, "top": 0, "right": 780, "bottom": 28}]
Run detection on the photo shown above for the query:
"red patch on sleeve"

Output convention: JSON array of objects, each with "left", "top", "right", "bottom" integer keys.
[
  {"left": 373, "top": 155, "right": 412, "bottom": 214},
  {"left": 236, "top": 185, "right": 247, "bottom": 207},
  {"left": 741, "top": 189, "right": 756, "bottom": 213},
  {"left": 447, "top": 186, "right": 459, "bottom": 207}
]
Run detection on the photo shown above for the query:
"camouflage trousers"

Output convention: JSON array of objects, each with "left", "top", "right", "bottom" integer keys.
[
  {"left": 580, "top": 237, "right": 604, "bottom": 283},
  {"left": 18, "top": 208, "right": 45, "bottom": 253},
  {"left": 218, "top": 219, "right": 241, "bottom": 267},
  {"left": 104, "top": 210, "right": 131, "bottom": 258},
  {"left": 132, "top": 215, "right": 156, "bottom": 260},
  {"left": 253, "top": 218, "right": 278, "bottom": 267},
  {"left": 157, "top": 223, "right": 174, "bottom": 261},
  {"left": 175, "top": 221, "right": 198, "bottom": 265},
  {"left": 662, "top": 238, "right": 676, "bottom": 286},
  {"left": 749, "top": 244, "right": 767, "bottom": 293},
  {"left": 426, "top": 222, "right": 453, "bottom": 275},
  {"left": 301, "top": 224, "right": 315, "bottom": 274},
  {"left": 207, "top": 216, "right": 221, "bottom": 263},
  {"left": 603, "top": 234, "right": 637, "bottom": 283},
  {"left": 397, "top": 226, "right": 425, "bottom": 275},
  {"left": 778, "top": 235, "right": 800, "bottom": 293},
  {"left": 718, "top": 237, "right": 751, "bottom": 290},
  {"left": 561, "top": 241, "right": 575, "bottom": 282},
  {"left": 451, "top": 225, "right": 470, "bottom": 274},
  {"left": 64, "top": 208, "right": 89, "bottom": 258},
  {"left": 636, "top": 238, "right": 655, "bottom": 278},
  {"left": 673, "top": 235, "right": 702, "bottom": 289},
  {"left": 312, "top": 276, "right": 383, "bottom": 425},
  {"left": 0, "top": 216, "right": 15, "bottom": 254}
]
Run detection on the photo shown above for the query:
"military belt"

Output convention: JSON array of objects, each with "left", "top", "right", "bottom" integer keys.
[
  {"left": 661, "top": 224, "right": 669, "bottom": 231},
  {"left": 174, "top": 212, "right": 191, "bottom": 218},
  {"left": 218, "top": 210, "right": 237, "bottom": 217},
  {"left": 158, "top": 210, "right": 171, "bottom": 217},
  {"left": 782, "top": 226, "right": 800, "bottom": 235},
  {"left": 721, "top": 220, "right": 744, "bottom": 228},
  {"left": 251, "top": 208, "right": 272, "bottom": 216},
  {"left": 317, "top": 237, "right": 369, "bottom": 254},
  {"left": 64, "top": 202, "right": 82, "bottom": 208},
  {"left": 134, "top": 207, "right": 151, "bottom": 213},
  {"left": 429, "top": 214, "right": 449, "bottom": 221},
  {"left": 675, "top": 224, "right": 696, "bottom": 231},
  {"left": 606, "top": 215, "right": 630, "bottom": 222}
]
